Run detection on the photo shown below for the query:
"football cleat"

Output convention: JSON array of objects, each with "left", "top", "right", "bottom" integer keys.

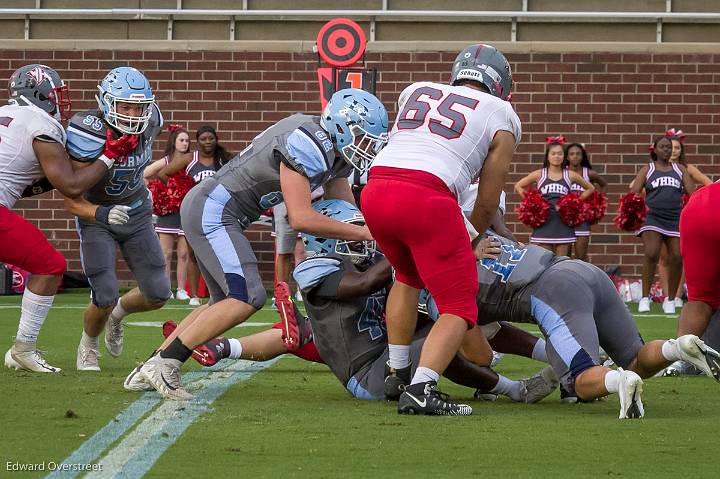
[
  {"left": 398, "top": 381, "right": 472, "bottom": 416},
  {"left": 617, "top": 368, "right": 644, "bottom": 419},
  {"left": 674, "top": 335, "right": 720, "bottom": 381},
  {"left": 104, "top": 315, "right": 124, "bottom": 358},
  {"left": 76, "top": 342, "right": 101, "bottom": 372},
  {"left": 124, "top": 363, "right": 154, "bottom": 392},
  {"left": 473, "top": 390, "right": 499, "bottom": 401},
  {"left": 519, "top": 366, "right": 559, "bottom": 403},
  {"left": 276, "top": 282, "right": 313, "bottom": 352},
  {"left": 139, "top": 355, "right": 193, "bottom": 400},
  {"left": 384, "top": 361, "right": 412, "bottom": 400},
  {"left": 162, "top": 320, "right": 226, "bottom": 367},
  {"left": 662, "top": 360, "right": 704, "bottom": 377},
  {"left": 5, "top": 341, "right": 61, "bottom": 373}
]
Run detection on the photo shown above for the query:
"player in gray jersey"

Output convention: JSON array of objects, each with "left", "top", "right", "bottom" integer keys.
[
  {"left": 134, "top": 89, "right": 390, "bottom": 400},
  {"left": 446, "top": 232, "right": 720, "bottom": 418},
  {"left": 63, "top": 67, "right": 172, "bottom": 372}
]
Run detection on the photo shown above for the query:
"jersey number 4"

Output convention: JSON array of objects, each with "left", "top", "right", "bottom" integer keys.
[{"left": 397, "top": 86, "right": 479, "bottom": 140}]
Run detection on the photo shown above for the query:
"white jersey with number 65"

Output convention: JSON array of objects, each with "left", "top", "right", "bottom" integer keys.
[{"left": 372, "top": 81, "right": 521, "bottom": 198}]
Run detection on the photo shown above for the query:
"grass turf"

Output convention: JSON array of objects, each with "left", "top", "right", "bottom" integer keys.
[{"left": 1, "top": 291, "right": 718, "bottom": 478}]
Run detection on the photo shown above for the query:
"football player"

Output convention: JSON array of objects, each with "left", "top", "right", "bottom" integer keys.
[
  {"left": 361, "top": 44, "right": 521, "bottom": 415},
  {"left": 133, "top": 89, "right": 389, "bottom": 400},
  {"left": 425, "top": 231, "right": 720, "bottom": 419},
  {"left": 64, "top": 67, "right": 172, "bottom": 371},
  {"left": 2, "top": 64, "right": 137, "bottom": 373}
]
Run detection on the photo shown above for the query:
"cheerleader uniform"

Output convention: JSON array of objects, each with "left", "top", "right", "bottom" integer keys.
[
  {"left": 637, "top": 162, "right": 684, "bottom": 237},
  {"left": 155, "top": 152, "right": 217, "bottom": 235},
  {"left": 530, "top": 168, "right": 576, "bottom": 244},
  {"left": 571, "top": 167, "right": 591, "bottom": 237}
]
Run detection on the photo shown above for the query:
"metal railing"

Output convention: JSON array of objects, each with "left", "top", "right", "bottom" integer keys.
[{"left": 1, "top": 3, "right": 718, "bottom": 42}]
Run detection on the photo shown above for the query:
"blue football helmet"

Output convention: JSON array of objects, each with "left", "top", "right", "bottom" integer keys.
[
  {"left": 320, "top": 88, "right": 389, "bottom": 174},
  {"left": 95, "top": 67, "right": 155, "bottom": 135},
  {"left": 302, "top": 199, "right": 376, "bottom": 265}
]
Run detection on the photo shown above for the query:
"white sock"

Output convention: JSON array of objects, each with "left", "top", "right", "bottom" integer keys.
[
  {"left": 228, "top": 338, "right": 243, "bottom": 359},
  {"left": 109, "top": 299, "right": 127, "bottom": 322},
  {"left": 410, "top": 366, "right": 440, "bottom": 385},
  {"left": 388, "top": 344, "right": 410, "bottom": 369},
  {"left": 81, "top": 331, "right": 99, "bottom": 350},
  {"left": 16, "top": 289, "right": 55, "bottom": 343},
  {"left": 604, "top": 369, "right": 621, "bottom": 394},
  {"left": 491, "top": 374, "right": 524, "bottom": 401},
  {"left": 661, "top": 339, "right": 680, "bottom": 362},
  {"left": 531, "top": 339, "right": 549, "bottom": 363}
]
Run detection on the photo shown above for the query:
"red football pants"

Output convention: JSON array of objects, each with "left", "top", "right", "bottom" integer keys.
[{"left": 0, "top": 205, "right": 66, "bottom": 276}]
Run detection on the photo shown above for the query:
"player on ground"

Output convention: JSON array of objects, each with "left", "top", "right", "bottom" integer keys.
[
  {"left": 133, "top": 89, "right": 389, "bottom": 400},
  {"left": 2, "top": 64, "right": 138, "bottom": 373},
  {"left": 64, "top": 67, "right": 172, "bottom": 371},
  {"left": 361, "top": 44, "right": 521, "bottom": 415},
  {"left": 440, "top": 232, "right": 720, "bottom": 418}
]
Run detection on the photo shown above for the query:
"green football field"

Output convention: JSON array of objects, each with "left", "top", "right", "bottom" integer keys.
[{"left": 1, "top": 291, "right": 718, "bottom": 478}]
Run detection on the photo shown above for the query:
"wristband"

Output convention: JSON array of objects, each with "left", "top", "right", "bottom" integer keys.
[
  {"left": 98, "top": 154, "right": 114, "bottom": 169},
  {"left": 95, "top": 205, "right": 111, "bottom": 224}
]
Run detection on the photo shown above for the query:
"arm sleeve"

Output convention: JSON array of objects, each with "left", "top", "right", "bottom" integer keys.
[
  {"left": 282, "top": 128, "right": 331, "bottom": 178},
  {"left": 293, "top": 256, "right": 343, "bottom": 299},
  {"left": 490, "top": 102, "right": 522, "bottom": 148}
]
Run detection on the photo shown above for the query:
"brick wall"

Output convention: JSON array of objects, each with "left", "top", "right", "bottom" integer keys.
[{"left": 4, "top": 48, "right": 720, "bottom": 284}]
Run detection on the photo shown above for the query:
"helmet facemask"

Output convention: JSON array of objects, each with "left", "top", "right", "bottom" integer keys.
[
  {"left": 339, "top": 120, "right": 388, "bottom": 174},
  {"left": 335, "top": 219, "right": 376, "bottom": 265},
  {"left": 98, "top": 90, "right": 154, "bottom": 135}
]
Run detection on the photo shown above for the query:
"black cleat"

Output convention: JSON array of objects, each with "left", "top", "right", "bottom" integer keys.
[
  {"left": 397, "top": 381, "right": 472, "bottom": 416},
  {"left": 384, "top": 361, "right": 411, "bottom": 400}
]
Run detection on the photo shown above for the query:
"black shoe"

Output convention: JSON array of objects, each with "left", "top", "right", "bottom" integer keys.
[
  {"left": 384, "top": 361, "right": 411, "bottom": 400},
  {"left": 397, "top": 381, "right": 472, "bottom": 416}
]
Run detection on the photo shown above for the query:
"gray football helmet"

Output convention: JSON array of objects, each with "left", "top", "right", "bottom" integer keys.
[
  {"left": 8, "top": 64, "right": 71, "bottom": 121},
  {"left": 450, "top": 44, "right": 513, "bottom": 101}
]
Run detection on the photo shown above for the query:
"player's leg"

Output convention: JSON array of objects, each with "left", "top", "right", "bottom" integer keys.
[
  {"left": 139, "top": 186, "right": 266, "bottom": 399},
  {"left": 76, "top": 221, "right": 120, "bottom": 371},
  {"left": 487, "top": 321, "right": 549, "bottom": 363},
  {"left": 1, "top": 207, "right": 65, "bottom": 373}
]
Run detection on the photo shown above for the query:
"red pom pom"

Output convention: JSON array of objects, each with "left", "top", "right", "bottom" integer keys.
[
  {"left": 682, "top": 193, "right": 690, "bottom": 208},
  {"left": 149, "top": 173, "right": 195, "bottom": 216},
  {"left": 516, "top": 188, "right": 550, "bottom": 229},
  {"left": 556, "top": 191, "right": 585, "bottom": 227},
  {"left": 582, "top": 190, "right": 608, "bottom": 225},
  {"left": 614, "top": 192, "right": 648, "bottom": 231}
]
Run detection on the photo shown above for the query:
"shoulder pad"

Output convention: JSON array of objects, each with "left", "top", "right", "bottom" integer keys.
[
  {"left": 293, "top": 255, "right": 343, "bottom": 292},
  {"left": 66, "top": 110, "right": 106, "bottom": 161}
]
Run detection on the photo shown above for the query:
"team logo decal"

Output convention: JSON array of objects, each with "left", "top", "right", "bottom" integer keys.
[{"left": 25, "top": 66, "right": 52, "bottom": 85}]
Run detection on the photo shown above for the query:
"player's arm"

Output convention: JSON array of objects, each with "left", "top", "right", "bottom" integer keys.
[
  {"left": 469, "top": 130, "right": 516, "bottom": 237},
  {"left": 335, "top": 256, "right": 393, "bottom": 301},
  {"left": 568, "top": 171, "right": 595, "bottom": 199},
  {"left": 678, "top": 164, "right": 696, "bottom": 195},
  {"left": 687, "top": 164, "right": 712, "bottom": 187},
  {"left": 157, "top": 151, "right": 193, "bottom": 182},
  {"left": 514, "top": 169, "right": 541, "bottom": 196},
  {"left": 63, "top": 195, "right": 131, "bottom": 225},
  {"left": 33, "top": 139, "right": 110, "bottom": 199},
  {"left": 280, "top": 163, "right": 371, "bottom": 241},
  {"left": 323, "top": 176, "right": 357, "bottom": 206},
  {"left": 630, "top": 166, "right": 649, "bottom": 194},
  {"left": 588, "top": 169, "right": 608, "bottom": 190}
]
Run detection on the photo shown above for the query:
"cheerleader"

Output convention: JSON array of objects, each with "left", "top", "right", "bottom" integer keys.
[
  {"left": 630, "top": 136, "right": 695, "bottom": 314},
  {"left": 566, "top": 143, "right": 607, "bottom": 262},
  {"left": 144, "top": 125, "right": 191, "bottom": 301},
  {"left": 515, "top": 136, "right": 594, "bottom": 256}
]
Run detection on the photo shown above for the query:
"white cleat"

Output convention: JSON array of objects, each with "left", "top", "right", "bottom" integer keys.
[
  {"left": 638, "top": 297, "right": 651, "bottom": 313},
  {"left": 175, "top": 288, "right": 191, "bottom": 301},
  {"left": 674, "top": 335, "right": 720, "bottom": 381},
  {"left": 520, "top": 366, "right": 560, "bottom": 404},
  {"left": 104, "top": 316, "right": 124, "bottom": 358},
  {"left": 662, "top": 298, "right": 676, "bottom": 315},
  {"left": 139, "top": 354, "right": 193, "bottom": 400},
  {"left": 617, "top": 368, "right": 644, "bottom": 419},
  {"left": 5, "top": 342, "right": 61, "bottom": 373},
  {"left": 77, "top": 342, "right": 101, "bottom": 371},
  {"left": 124, "top": 363, "right": 154, "bottom": 392}
]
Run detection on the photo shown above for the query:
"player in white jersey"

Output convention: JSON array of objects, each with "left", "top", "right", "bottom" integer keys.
[
  {"left": 0, "top": 64, "right": 139, "bottom": 373},
  {"left": 361, "top": 44, "right": 521, "bottom": 415}
]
